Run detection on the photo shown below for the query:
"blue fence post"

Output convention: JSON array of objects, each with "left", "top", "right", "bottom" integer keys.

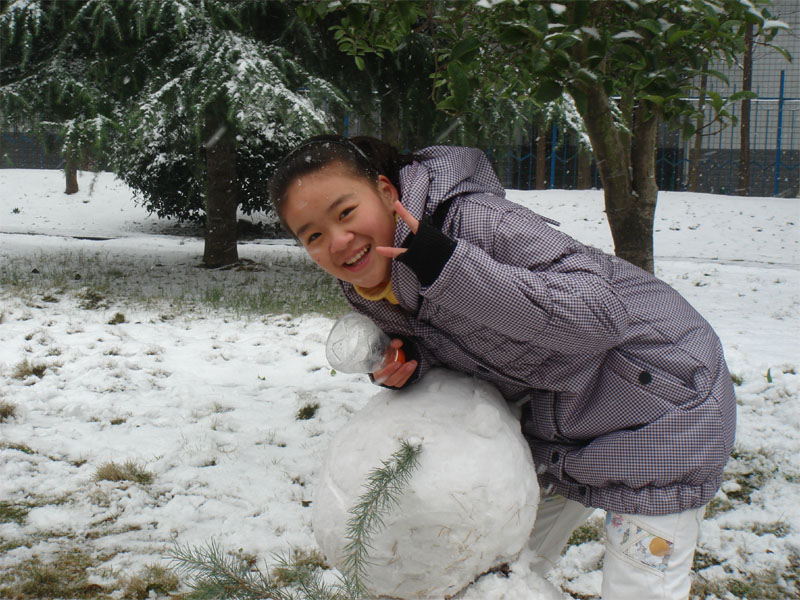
[
  {"left": 774, "top": 70, "right": 785, "bottom": 197},
  {"left": 548, "top": 122, "right": 557, "bottom": 189}
]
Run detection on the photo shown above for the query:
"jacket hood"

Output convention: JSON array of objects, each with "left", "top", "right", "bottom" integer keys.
[{"left": 394, "top": 146, "right": 506, "bottom": 247}]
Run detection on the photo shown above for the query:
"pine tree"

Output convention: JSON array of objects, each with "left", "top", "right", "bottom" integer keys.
[
  {"left": 109, "top": 0, "right": 342, "bottom": 266},
  {"left": 1, "top": 0, "right": 343, "bottom": 267},
  {"left": 0, "top": 0, "right": 121, "bottom": 192}
]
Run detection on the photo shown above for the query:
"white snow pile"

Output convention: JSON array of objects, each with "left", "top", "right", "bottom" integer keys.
[{"left": 313, "top": 369, "right": 539, "bottom": 599}]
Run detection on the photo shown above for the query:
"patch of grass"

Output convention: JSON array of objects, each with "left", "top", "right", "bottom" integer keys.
[
  {"left": 692, "top": 550, "right": 722, "bottom": 571},
  {"left": 691, "top": 566, "right": 796, "bottom": 599},
  {"left": 730, "top": 372, "right": 743, "bottom": 386},
  {"left": 296, "top": 402, "right": 320, "bottom": 420},
  {"left": 715, "top": 449, "right": 779, "bottom": 509},
  {"left": 271, "top": 547, "right": 328, "bottom": 587},
  {"left": 704, "top": 495, "right": 734, "bottom": 518},
  {"left": 751, "top": 520, "right": 791, "bottom": 538},
  {"left": 1, "top": 248, "right": 348, "bottom": 317},
  {"left": 0, "top": 501, "right": 29, "bottom": 525},
  {"left": 201, "top": 286, "right": 224, "bottom": 306},
  {"left": 0, "top": 399, "right": 17, "bottom": 421},
  {"left": 94, "top": 460, "right": 154, "bottom": 485},
  {"left": 726, "top": 470, "right": 774, "bottom": 505},
  {"left": 11, "top": 358, "right": 46, "bottom": 380},
  {"left": 564, "top": 516, "right": 605, "bottom": 551},
  {"left": 0, "top": 538, "right": 27, "bottom": 554},
  {"left": 0, "top": 547, "right": 111, "bottom": 599},
  {"left": 121, "top": 563, "right": 179, "bottom": 600},
  {"left": 107, "top": 312, "right": 126, "bottom": 325},
  {"left": 1, "top": 441, "right": 35, "bottom": 454},
  {"left": 78, "top": 288, "right": 109, "bottom": 310}
]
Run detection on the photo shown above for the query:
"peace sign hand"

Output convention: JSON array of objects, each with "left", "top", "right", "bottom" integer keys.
[{"left": 375, "top": 201, "right": 418, "bottom": 260}]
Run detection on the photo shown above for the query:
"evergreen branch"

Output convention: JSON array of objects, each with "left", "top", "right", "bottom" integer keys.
[
  {"left": 167, "top": 440, "right": 421, "bottom": 599},
  {"left": 341, "top": 439, "right": 423, "bottom": 597},
  {"left": 168, "top": 539, "right": 291, "bottom": 600}
]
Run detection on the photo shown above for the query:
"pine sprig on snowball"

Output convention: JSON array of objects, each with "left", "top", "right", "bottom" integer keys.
[{"left": 342, "top": 439, "right": 423, "bottom": 597}]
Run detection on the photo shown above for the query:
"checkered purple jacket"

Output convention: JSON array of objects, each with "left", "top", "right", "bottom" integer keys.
[{"left": 341, "top": 146, "right": 736, "bottom": 516}]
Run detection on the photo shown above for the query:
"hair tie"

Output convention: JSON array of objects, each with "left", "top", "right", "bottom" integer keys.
[{"left": 280, "top": 136, "right": 372, "bottom": 170}]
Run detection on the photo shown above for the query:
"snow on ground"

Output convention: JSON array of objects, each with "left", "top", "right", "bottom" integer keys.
[{"left": 0, "top": 169, "right": 798, "bottom": 599}]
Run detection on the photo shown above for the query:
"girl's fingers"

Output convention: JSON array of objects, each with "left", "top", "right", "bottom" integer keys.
[
  {"left": 372, "top": 340, "right": 417, "bottom": 388},
  {"left": 394, "top": 201, "right": 419, "bottom": 234},
  {"left": 372, "top": 360, "right": 400, "bottom": 386},
  {"left": 375, "top": 202, "right": 418, "bottom": 260},
  {"left": 380, "top": 360, "right": 418, "bottom": 388},
  {"left": 375, "top": 245, "right": 407, "bottom": 259}
]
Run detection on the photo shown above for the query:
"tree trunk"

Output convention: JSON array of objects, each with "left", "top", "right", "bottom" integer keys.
[
  {"left": 736, "top": 23, "right": 753, "bottom": 196},
  {"left": 65, "top": 154, "right": 79, "bottom": 194},
  {"left": 572, "top": 83, "right": 656, "bottom": 273},
  {"left": 576, "top": 146, "right": 593, "bottom": 189},
  {"left": 626, "top": 105, "right": 659, "bottom": 274},
  {"left": 535, "top": 123, "right": 547, "bottom": 190},
  {"left": 203, "top": 106, "right": 239, "bottom": 268}
]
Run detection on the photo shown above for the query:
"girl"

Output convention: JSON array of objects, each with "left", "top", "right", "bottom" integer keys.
[{"left": 269, "top": 134, "right": 735, "bottom": 600}]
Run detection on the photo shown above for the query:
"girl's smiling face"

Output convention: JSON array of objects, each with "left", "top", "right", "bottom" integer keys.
[{"left": 282, "top": 164, "right": 399, "bottom": 291}]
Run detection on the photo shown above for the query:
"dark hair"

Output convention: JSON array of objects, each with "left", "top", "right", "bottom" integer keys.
[{"left": 269, "top": 134, "right": 416, "bottom": 236}]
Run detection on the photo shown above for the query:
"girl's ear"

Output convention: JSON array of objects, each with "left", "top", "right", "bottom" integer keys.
[{"left": 376, "top": 174, "right": 399, "bottom": 207}]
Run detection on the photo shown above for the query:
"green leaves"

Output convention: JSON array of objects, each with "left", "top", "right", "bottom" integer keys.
[
  {"left": 535, "top": 80, "right": 563, "bottom": 104},
  {"left": 318, "top": 0, "right": 789, "bottom": 158},
  {"left": 449, "top": 37, "right": 480, "bottom": 64}
]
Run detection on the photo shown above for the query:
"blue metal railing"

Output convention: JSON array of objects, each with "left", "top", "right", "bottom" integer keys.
[{"left": 3, "top": 72, "right": 798, "bottom": 197}]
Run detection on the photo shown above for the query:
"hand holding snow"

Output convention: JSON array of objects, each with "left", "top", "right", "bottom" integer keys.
[{"left": 313, "top": 369, "right": 539, "bottom": 599}]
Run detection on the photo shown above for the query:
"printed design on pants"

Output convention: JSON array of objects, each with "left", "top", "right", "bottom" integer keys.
[{"left": 605, "top": 512, "right": 674, "bottom": 573}]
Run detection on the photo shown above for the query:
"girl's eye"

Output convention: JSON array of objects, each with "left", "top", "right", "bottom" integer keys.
[
  {"left": 307, "top": 232, "right": 321, "bottom": 244},
  {"left": 339, "top": 207, "right": 354, "bottom": 220}
]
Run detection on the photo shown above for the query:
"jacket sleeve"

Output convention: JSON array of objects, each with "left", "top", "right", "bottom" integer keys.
[{"left": 417, "top": 198, "right": 630, "bottom": 355}]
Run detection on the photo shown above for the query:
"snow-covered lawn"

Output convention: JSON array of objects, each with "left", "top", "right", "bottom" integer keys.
[{"left": 0, "top": 169, "right": 798, "bottom": 599}]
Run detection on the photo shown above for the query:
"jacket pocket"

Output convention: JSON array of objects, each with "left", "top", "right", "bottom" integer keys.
[
  {"left": 521, "top": 389, "right": 564, "bottom": 442},
  {"left": 606, "top": 351, "right": 698, "bottom": 407}
]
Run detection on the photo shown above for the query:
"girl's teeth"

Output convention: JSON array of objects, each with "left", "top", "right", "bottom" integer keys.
[{"left": 346, "top": 246, "right": 369, "bottom": 265}]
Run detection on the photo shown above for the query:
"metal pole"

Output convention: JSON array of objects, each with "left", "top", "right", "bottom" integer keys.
[
  {"left": 774, "top": 70, "right": 785, "bottom": 197},
  {"left": 549, "top": 122, "right": 557, "bottom": 189}
]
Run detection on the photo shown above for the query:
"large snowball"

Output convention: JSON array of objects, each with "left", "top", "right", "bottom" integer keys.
[{"left": 313, "top": 369, "right": 539, "bottom": 599}]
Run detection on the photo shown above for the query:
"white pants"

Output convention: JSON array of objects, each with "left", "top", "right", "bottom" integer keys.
[{"left": 527, "top": 492, "right": 705, "bottom": 600}]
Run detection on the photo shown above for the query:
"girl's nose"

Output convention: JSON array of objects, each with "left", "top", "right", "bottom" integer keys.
[{"left": 330, "top": 228, "right": 354, "bottom": 253}]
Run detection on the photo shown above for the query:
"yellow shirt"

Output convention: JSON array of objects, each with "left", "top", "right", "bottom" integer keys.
[{"left": 354, "top": 281, "right": 399, "bottom": 304}]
